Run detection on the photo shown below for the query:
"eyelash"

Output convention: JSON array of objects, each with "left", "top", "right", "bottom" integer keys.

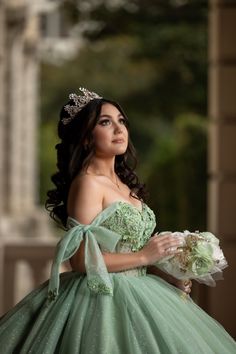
[{"left": 99, "top": 118, "right": 126, "bottom": 126}]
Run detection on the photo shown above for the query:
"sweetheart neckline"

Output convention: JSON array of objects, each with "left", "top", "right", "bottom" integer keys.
[
  {"left": 67, "top": 200, "right": 145, "bottom": 226},
  {"left": 104, "top": 200, "right": 144, "bottom": 213}
]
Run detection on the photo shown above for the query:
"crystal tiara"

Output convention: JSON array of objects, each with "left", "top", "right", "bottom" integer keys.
[{"left": 61, "top": 87, "right": 102, "bottom": 125}]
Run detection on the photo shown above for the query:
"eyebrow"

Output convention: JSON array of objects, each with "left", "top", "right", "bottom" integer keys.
[{"left": 98, "top": 113, "right": 124, "bottom": 119}]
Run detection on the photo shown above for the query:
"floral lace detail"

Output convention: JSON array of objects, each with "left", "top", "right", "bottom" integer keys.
[
  {"left": 88, "top": 278, "right": 113, "bottom": 295},
  {"left": 101, "top": 202, "right": 156, "bottom": 252}
]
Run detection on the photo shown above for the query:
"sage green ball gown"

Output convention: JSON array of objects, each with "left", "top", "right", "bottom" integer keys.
[{"left": 0, "top": 201, "right": 235, "bottom": 353}]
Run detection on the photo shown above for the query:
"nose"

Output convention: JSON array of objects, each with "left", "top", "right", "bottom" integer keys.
[{"left": 113, "top": 121, "right": 123, "bottom": 134}]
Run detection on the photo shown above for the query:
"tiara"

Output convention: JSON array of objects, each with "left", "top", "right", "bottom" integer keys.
[{"left": 62, "top": 87, "right": 102, "bottom": 125}]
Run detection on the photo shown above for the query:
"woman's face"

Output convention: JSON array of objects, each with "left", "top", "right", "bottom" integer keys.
[{"left": 92, "top": 103, "right": 129, "bottom": 157}]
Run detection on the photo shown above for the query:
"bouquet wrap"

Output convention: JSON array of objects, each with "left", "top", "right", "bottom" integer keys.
[{"left": 155, "top": 230, "right": 228, "bottom": 286}]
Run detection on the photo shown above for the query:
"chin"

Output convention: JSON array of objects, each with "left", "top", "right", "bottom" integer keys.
[
  {"left": 115, "top": 151, "right": 127, "bottom": 157},
  {"left": 114, "top": 146, "right": 127, "bottom": 155}
]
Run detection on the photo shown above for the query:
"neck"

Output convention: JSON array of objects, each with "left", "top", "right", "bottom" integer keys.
[{"left": 86, "top": 156, "right": 116, "bottom": 178}]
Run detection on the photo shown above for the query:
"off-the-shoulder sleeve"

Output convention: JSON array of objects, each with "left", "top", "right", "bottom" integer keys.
[{"left": 47, "top": 207, "right": 121, "bottom": 302}]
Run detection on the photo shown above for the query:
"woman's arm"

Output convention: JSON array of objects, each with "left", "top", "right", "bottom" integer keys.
[
  {"left": 70, "top": 240, "right": 146, "bottom": 273},
  {"left": 68, "top": 174, "right": 147, "bottom": 273},
  {"left": 68, "top": 174, "right": 181, "bottom": 274},
  {"left": 67, "top": 175, "right": 144, "bottom": 273}
]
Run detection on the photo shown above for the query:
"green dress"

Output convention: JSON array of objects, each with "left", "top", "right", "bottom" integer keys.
[{"left": 0, "top": 201, "right": 235, "bottom": 353}]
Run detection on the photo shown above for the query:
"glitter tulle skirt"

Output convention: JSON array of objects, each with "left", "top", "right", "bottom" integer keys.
[{"left": 0, "top": 271, "right": 235, "bottom": 354}]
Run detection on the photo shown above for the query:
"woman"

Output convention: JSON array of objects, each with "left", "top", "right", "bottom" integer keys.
[{"left": 0, "top": 88, "right": 235, "bottom": 353}]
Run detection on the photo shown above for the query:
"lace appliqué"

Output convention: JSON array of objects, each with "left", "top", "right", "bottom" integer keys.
[
  {"left": 101, "top": 202, "right": 156, "bottom": 252},
  {"left": 88, "top": 278, "right": 113, "bottom": 295}
]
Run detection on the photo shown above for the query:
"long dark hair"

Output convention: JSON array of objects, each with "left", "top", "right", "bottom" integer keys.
[{"left": 45, "top": 97, "right": 147, "bottom": 229}]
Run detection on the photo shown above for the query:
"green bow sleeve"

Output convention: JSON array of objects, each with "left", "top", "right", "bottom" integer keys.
[{"left": 47, "top": 203, "right": 121, "bottom": 302}]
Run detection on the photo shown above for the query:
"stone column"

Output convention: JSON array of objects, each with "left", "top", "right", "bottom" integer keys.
[
  {"left": 0, "top": 0, "right": 7, "bottom": 314},
  {"left": 208, "top": 0, "right": 236, "bottom": 338},
  {"left": 0, "top": 1, "right": 56, "bottom": 314},
  {"left": 0, "top": 1, "right": 42, "bottom": 215},
  {"left": 0, "top": 0, "right": 5, "bottom": 215},
  {"left": 5, "top": 10, "right": 27, "bottom": 213},
  {"left": 21, "top": 15, "right": 40, "bottom": 209}
]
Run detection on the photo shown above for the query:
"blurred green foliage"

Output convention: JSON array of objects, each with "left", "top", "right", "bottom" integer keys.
[
  {"left": 40, "top": 0, "right": 208, "bottom": 231},
  {"left": 147, "top": 114, "right": 207, "bottom": 231}
]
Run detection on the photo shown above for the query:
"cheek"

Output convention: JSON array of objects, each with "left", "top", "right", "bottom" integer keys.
[
  {"left": 93, "top": 127, "right": 108, "bottom": 141},
  {"left": 92, "top": 128, "right": 111, "bottom": 150}
]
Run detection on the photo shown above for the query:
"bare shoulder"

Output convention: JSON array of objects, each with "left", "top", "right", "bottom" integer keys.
[{"left": 67, "top": 174, "right": 103, "bottom": 224}]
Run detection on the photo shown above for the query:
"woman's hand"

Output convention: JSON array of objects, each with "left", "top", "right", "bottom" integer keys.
[
  {"left": 172, "top": 279, "right": 192, "bottom": 294},
  {"left": 139, "top": 233, "right": 183, "bottom": 266}
]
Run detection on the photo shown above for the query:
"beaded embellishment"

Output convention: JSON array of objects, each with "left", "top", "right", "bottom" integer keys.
[{"left": 62, "top": 87, "right": 102, "bottom": 125}]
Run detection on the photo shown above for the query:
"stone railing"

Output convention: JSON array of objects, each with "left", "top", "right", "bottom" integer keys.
[
  {"left": 0, "top": 211, "right": 73, "bottom": 316},
  {"left": 1, "top": 237, "right": 59, "bottom": 314}
]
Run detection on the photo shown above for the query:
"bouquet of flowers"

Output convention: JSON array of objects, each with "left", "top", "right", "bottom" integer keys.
[{"left": 155, "top": 230, "right": 228, "bottom": 286}]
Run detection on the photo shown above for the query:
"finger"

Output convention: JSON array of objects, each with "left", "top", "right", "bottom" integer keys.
[
  {"left": 158, "top": 231, "right": 172, "bottom": 237},
  {"left": 156, "top": 234, "right": 173, "bottom": 241},
  {"left": 183, "top": 280, "right": 192, "bottom": 287},
  {"left": 157, "top": 233, "right": 184, "bottom": 243},
  {"left": 184, "top": 287, "right": 191, "bottom": 294},
  {"left": 160, "top": 239, "right": 184, "bottom": 249},
  {"left": 183, "top": 281, "right": 192, "bottom": 294},
  {"left": 155, "top": 235, "right": 180, "bottom": 246},
  {"left": 164, "top": 248, "right": 182, "bottom": 257}
]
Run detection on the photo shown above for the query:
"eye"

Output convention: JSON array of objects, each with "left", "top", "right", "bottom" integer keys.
[
  {"left": 119, "top": 117, "right": 126, "bottom": 125},
  {"left": 98, "top": 119, "right": 111, "bottom": 126}
]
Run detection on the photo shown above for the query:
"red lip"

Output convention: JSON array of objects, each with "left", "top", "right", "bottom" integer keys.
[{"left": 112, "top": 139, "right": 125, "bottom": 143}]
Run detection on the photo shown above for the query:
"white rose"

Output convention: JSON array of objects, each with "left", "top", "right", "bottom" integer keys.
[{"left": 211, "top": 244, "right": 227, "bottom": 267}]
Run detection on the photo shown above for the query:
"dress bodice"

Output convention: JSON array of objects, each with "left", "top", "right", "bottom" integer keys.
[
  {"left": 47, "top": 201, "right": 156, "bottom": 301},
  {"left": 100, "top": 201, "right": 156, "bottom": 252}
]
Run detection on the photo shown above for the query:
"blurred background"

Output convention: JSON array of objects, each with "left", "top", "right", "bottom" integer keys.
[{"left": 0, "top": 0, "right": 235, "bottom": 338}]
